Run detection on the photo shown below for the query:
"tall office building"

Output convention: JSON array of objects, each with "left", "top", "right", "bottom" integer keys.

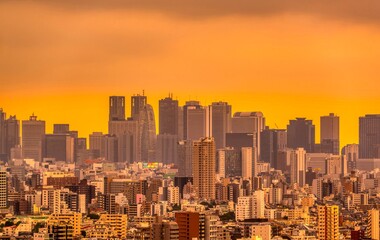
[
  {"left": 290, "top": 148, "right": 306, "bottom": 187},
  {"left": 320, "top": 113, "right": 340, "bottom": 154},
  {"left": 192, "top": 137, "right": 216, "bottom": 200},
  {"left": 139, "top": 104, "right": 157, "bottom": 162},
  {"left": 260, "top": 127, "right": 287, "bottom": 168},
  {"left": 183, "top": 101, "right": 206, "bottom": 140},
  {"left": 22, "top": 115, "right": 46, "bottom": 161},
  {"left": 366, "top": 209, "right": 380, "bottom": 240},
  {"left": 5, "top": 115, "right": 20, "bottom": 160},
  {"left": 159, "top": 95, "right": 178, "bottom": 135},
  {"left": 177, "top": 140, "right": 193, "bottom": 176},
  {"left": 359, "top": 114, "right": 380, "bottom": 159},
  {"left": 53, "top": 124, "right": 70, "bottom": 134},
  {"left": 217, "top": 147, "right": 241, "bottom": 177},
  {"left": 156, "top": 134, "right": 178, "bottom": 164},
  {"left": 211, "top": 102, "right": 231, "bottom": 150},
  {"left": 131, "top": 94, "right": 147, "bottom": 121},
  {"left": 241, "top": 147, "right": 253, "bottom": 180},
  {"left": 317, "top": 205, "right": 339, "bottom": 240},
  {"left": 109, "top": 96, "right": 126, "bottom": 121},
  {"left": 0, "top": 109, "right": 5, "bottom": 160},
  {"left": 287, "top": 118, "right": 315, "bottom": 153},
  {"left": 231, "top": 112, "right": 265, "bottom": 160},
  {"left": 89, "top": 132, "right": 118, "bottom": 162},
  {"left": 252, "top": 190, "right": 265, "bottom": 218},
  {"left": 342, "top": 144, "right": 359, "bottom": 172},
  {"left": 108, "top": 119, "right": 139, "bottom": 162},
  {"left": 44, "top": 134, "right": 75, "bottom": 162},
  {"left": 0, "top": 170, "right": 7, "bottom": 208}
]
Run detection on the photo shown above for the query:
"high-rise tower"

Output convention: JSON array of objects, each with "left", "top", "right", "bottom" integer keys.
[
  {"left": 131, "top": 94, "right": 147, "bottom": 121},
  {"left": 109, "top": 96, "right": 125, "bottom": 121},
  {"left": 359, "top": 114, "right": 380, "bottom": 159},
  {"left": 320, "top": 113, "right": 340, "bottom": 154},
  {"left": 159, "top": 95, "right": 179, "bottom": 135},
  {"left": 211, "top": 102, "right": 231, "bottom": 150},
  {"left": 287, "top": 118, "right": 315, "bottom": 153},
  {"left": 192, "top": 137, "right": 216, "bottom": 200},
  {"left": 22, "top": 115, "right": 46, "bottom": 161}
]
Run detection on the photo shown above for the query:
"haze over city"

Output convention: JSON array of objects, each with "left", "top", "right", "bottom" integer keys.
[
  {"left": 2, "top": 1, "right": 380, "bottom": 240},
  {"left": 2, "top": 1, "right": 380, "bottom": 146}
]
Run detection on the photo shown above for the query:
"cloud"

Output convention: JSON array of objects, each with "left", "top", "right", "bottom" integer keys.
[{"left": 2, "top": 0, "right": 380, "bottom": 25}]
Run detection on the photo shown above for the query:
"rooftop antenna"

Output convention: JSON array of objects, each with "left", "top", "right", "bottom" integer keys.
[{"left": 142, "top": 90, "right": 145, "bottom": 96}]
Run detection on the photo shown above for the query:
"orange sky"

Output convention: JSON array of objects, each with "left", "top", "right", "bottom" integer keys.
[{"left": 1, "top": 1, "right": 380, "bottom": 147}]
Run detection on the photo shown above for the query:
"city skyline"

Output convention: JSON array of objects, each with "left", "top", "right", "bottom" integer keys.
[{"left": 0, "top": 93, "right": 372, "bottom": 148}]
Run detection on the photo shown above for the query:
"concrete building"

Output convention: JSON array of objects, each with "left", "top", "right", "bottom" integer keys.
[
  {"left": 320, "top": 113, "right": 340, "bottom": 154},
  {"left": 211, "top": 101, "right": 231, "bottom": 150},
  {"left": 44, "top": 134, "right": 75, "bottom": 162},
  {"left": 109, "top": 96, "right": 126, "bottom": 121},
  {"left": 159, "top": 95, "right": 179, "bottom": 136},
  {"left": 22, "top": 115, "right": 45, "bottom": 161},
  {"left": 342, "top": 144, "right": 359, "bottom": 172},
  {"left": 317, "top": 205, "right": 339, "bottom": 240},
  {"left": 251, "top": 223, "right": 271, "bottom": 240},
  {"left": 359, "top": 114, "right": 380, "bottom": 159},
  {"left": 260, "top": 127, "right": 287, "bottom": 168},
  {"left": 287, "top": 118, "right": 315, "bottom": 153},
  {"left": 290, "top": 148, "right": 306, "bottom": 187},
  {"left": 366, "top": 209, "right": 379, "bottom": 240},
  {"left": 192, "top": 137, "right": 216, "bottom": 200},
  {"left": 242, "top": 147, "right": 253, "bottom": 180},
  {"left": 231, "top": 112, "right": 265, "bottom": 160},
  {"left": 0, "top": 170, "right": 7, "bottom": 208}
]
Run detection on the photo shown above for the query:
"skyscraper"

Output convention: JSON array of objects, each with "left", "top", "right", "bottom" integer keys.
[
  {"left": 5, "top": 115, "right": 20, "bottom": 160},
  {"left": 342, "top": 144, "right": 359, "bottom": 172},
  {"left": 241, "top": 147, "right": 253, "bottom": 180},
  {"left": 0, "top": 170, "right": 7, "bottom": 208},
  {"left": 109, "top": 96, "right": 126, "bottom": 121},
  {"left": 260, "top": 127, "right": 287, "bottom": 168},
  {"left": 159, "top": 95, "right": 178, "bottom": 135},
  {"left": 287, "top": 118, "right": 315, "bottom": 153},
  {"left": 231, "top": 112, "right": 265, "bottom": 160},
  {"left": 140, "top": 104, "right": 157, "bottom": 161},
  {"left": 22, "top": 115, "right": 46, "bottom": 161},
  {"left": 211, "top": 102, "right": 231, "bottom": 150},
  {"left": 0, "top": 109, "right": 6, "bottom": 161},
  {"left": 317, "top": 205, "right": 339, "bottom": 240},
  {"left": 183, "top": 101, "right": 206, "bottom": 140},
  {"left": 108, "top": 119, "right": 139, "bottom": 162},
  {"left": 44, "top": 134, "right": 75, "bottom": 162},
  {"left": 290, "top": 148, "right": 306, "bottom": 187},
  {"left": 320, "top": 113, "right": 340, "bottom": 154},
  {"left": 192, "top": 137, "right": 216, "bottom": 200},
  {"left": 53, "top": 124, "right": 70, "bottom": 134},
  {"left": 131, "top": 94, "right": 147, "bottom": 121},
  {"left": 359, "top": 114, "right": 380, "bottom": 159}
]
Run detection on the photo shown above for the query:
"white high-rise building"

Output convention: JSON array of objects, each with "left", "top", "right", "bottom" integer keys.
[
  {"left": 242, "top": 147, "right": 253, "bottom": 180},
  {"left": 252, "top": 190, "right": 265, "bottom": 218},
  {"left": 290, "top": 148, "right": 306, "bottom": 187}
]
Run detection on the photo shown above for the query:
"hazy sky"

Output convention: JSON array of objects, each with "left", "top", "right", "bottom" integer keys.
[{"left": 1, "top": 1, "right": 380, "bottom": 146}]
